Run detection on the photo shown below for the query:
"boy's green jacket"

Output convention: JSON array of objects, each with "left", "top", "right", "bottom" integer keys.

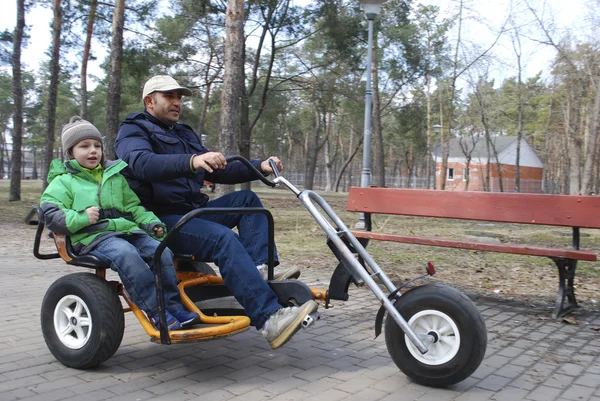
[{"left": 40, "top": 158, "right": 165, "bottom": 253}]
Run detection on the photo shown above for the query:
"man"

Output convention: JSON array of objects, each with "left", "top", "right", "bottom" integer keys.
[{"left": 114, "top": 75, "right": 315, "bottom": 349}]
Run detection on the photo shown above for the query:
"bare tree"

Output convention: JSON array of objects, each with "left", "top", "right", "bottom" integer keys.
[
  {"left": 440, "top": 0, "right": 508, "bottom": 189},
  {"left": 43, "top": 0, "right": 62, "bottom": 189},
  {"left": 219, "top": 0, "right": 245, "bottom": 195},
  {"left": 509, "top": 20, "right": 525, "bottom": 193},
  {"left": 9, "top": 0, "right": 25, "bottom": 201},
  {"left": 103, "top": 0, "right": 126, "bottom": 160},
  {"left": 457, "top": 135, "right": 479, "bottom": 191},
  {"left": 80, "top": 0, "right": 98, "bottom": 120}
]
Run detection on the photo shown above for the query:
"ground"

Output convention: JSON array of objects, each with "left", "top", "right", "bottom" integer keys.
[{"left": 2, "top": 180, "right": 599, "bottom": 314}]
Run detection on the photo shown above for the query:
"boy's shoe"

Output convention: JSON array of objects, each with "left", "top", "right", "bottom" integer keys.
[
  {"left": 261, "top": 300, "right": 318, "bottom": 349},
  {"left": 149, "top": 311, "right": 182, "bottom": 331},
  {"left": 258, "top": 264, "right": 301, "bottom": 281},
  {"left": 170, "top": 308, "right": 200, "bottom": 328}
]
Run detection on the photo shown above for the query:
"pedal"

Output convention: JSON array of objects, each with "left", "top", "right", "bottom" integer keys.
[{"left": 301, "top": 312, "right": 320, "bottom": 329}]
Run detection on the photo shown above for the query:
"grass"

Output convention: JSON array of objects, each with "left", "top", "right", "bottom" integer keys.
[{"left": 0, "top": 180, "right": 44, "bottom": 224}]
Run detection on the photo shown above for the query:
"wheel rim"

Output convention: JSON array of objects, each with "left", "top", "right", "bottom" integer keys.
[
  {"left": 404, "top": 309, "right": 460, "bottom": 366},
  {"left": 53, "top": 295, "right": 92, "bottom": 350}
]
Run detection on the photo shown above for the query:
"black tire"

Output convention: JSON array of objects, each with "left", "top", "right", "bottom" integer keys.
[
  {"left": 384, "top": 284, "right": 487, "bottom": 387},
  {"left": 41, "top": 273, "right": 125, "bottom": 369},
  {"left": 176, "top": 260, "right": 218, "bottom": 275}
]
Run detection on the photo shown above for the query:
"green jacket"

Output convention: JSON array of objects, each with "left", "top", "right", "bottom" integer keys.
[{"left": 40, "top": 158, "right": 165, "bottom": 252}]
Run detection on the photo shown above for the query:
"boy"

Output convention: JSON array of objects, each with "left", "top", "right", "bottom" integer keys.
[{"left": 41, "top": 115, "right": 198, "bottom": 331}]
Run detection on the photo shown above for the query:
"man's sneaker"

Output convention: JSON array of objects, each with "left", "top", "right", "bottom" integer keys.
[
  {"left": 261, "top": 300, "right": 318, "bottom": 349},
  {"left": 258, "top": 264, "right": 301, "bottom": 281},
  {"left": 170, "top": 308, "right": 200, "bottom": 328},
  {"left": 149, "top": 311, "right": 182, "bottom": 331}
]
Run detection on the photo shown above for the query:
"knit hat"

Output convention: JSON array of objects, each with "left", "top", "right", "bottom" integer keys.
[
  {"left": 142, "top": 75, "right": 193, "bottom": 101},
  {"left": 61, "top": 116, "right": 104, "bottom": 160}
]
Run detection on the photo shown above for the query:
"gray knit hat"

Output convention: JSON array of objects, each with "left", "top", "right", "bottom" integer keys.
[{"left": 61, "top": 116, "right": 104, "bottom": 160}]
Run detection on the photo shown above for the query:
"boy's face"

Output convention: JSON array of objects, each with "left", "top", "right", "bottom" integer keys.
[{"left": 72, "top": 139, "right": 102, "bottom": 169}]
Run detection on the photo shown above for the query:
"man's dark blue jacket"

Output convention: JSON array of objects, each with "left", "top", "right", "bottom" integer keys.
[{"left": 115, "top": 111, "right": 263, "bottom": 215}]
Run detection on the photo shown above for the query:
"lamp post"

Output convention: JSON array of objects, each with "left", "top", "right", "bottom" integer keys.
[
  {"left": 357, "top": 0, "right": 386, "bottom": 229},
  {"left": 432, "top": 124, "right": 441, "bottom": 190}
]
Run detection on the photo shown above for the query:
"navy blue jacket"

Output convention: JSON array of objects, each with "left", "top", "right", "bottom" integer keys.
[{"left": 115, "top": 111, "right": 263, "bottom": 215}]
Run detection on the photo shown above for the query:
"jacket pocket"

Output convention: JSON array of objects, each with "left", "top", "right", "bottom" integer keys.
[{"left": 152, "top": 133, "right": 181, "bottom": 153}]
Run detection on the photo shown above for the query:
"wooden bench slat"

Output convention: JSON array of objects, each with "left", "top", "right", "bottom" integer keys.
[
  {"left": 352, "top": 231, "right": 598, "bottom": 261},
  {"left": 347, "top": 187, "right": 600, "bottom": 229}
]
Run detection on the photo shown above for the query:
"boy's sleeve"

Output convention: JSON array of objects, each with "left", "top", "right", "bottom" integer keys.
[
  {"left": 40, "top": 177, "right": 91, "bottom": 235},
  {"left": 119, "top": 175, "right": 165, "bottom": 233}
]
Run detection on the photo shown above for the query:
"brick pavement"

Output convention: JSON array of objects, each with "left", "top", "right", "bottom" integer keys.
[{"left": 0, "top": 252, "right": 599, "bottom": 401}]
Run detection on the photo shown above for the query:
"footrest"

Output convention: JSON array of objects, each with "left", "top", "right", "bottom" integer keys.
[{"left": 302, "top": 312, "right": 320, "bottom": 329}]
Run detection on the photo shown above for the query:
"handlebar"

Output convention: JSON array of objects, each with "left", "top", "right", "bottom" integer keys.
[{"left": 224, "top": 155, "right": 277, "bottom": 187}]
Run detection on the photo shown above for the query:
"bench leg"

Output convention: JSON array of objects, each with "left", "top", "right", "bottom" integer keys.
[{"left": 551, "top": 257, "right": 578, "bottom": 319}]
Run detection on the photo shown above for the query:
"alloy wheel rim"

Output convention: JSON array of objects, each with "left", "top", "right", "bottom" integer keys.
[
  {"left": 404, "top": 309, "right": 460, "bottom": 365},
  {"left": 53, "top": 295, "right": 92, "bottom": 349}
]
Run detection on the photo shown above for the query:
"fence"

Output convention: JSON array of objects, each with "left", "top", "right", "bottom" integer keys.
[{"left": 275, "top": 172, "right": 561, "bottom": 195}]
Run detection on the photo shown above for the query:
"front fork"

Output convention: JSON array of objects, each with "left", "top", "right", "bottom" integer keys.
[{"left": 274, "top": 177, "right": 429, "bottom": 355}]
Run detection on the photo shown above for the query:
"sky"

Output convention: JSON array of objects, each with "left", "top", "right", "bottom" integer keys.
[{"left": 0, "top": 0, "right": 592, "bottom": 87}]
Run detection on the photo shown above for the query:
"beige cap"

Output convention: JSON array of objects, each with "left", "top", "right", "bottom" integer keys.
[{"left": 142, "top": 75, "right": 193, "bottom": 101}]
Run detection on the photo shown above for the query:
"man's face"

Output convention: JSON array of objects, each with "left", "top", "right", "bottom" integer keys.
[{"left": 145, "top": 90, "right": 183, "bottom": 125}]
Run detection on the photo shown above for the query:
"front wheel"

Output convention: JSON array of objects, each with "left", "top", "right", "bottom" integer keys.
[
  {"left": 384, "top": 284, "right": 487, "bottom": 387},
  {"left": 41, "top": 273, "right": 125, "bottom": 369}
]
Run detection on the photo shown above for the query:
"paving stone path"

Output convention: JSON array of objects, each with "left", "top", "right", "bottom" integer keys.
[{"left": 0, "top": 252, "right": 599, "bottom": 401}]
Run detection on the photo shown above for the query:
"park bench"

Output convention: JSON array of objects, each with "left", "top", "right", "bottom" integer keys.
[{"left": 346, "top": 187, "right": 600, "bottom": 319}]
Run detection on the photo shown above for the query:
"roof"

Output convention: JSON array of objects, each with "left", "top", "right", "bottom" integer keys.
[{"left": 443, "top": 136, "right": 517, "bottom": 158}]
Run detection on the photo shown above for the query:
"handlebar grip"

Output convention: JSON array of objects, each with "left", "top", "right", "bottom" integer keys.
[
  {"left": 225, "top": 155, "right": 277, "bottom": 187},
  {"left": 268, "top": 158, "right": 281, "bottom": 178}
]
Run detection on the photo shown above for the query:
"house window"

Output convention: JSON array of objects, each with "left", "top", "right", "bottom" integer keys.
[
  {"left": 447, "top": 168, "right": 454, "bottom": 180},
  {"left": 463, "top": 167, "right": 469, "bottom": 181}
]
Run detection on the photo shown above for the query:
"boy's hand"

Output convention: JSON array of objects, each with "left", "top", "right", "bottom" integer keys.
[
  {"left": 153, "top": 226, "right": 164, "bottom": 237},
  {"left": 86, "top": 206, "right": 99, "bottom": 224}
]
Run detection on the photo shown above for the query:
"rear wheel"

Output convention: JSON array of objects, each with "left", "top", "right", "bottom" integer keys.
[
  {"left": 384, "top": 284, "right": 487, "bottom": 387},
  {"left": 41, "top": 273, "right": 124, "bottom": 369}
]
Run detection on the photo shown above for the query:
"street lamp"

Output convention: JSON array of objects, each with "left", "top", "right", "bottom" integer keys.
[
  {"left": 432, "top": 124, "right": 442, "bottom": 190},
  {"left": 357, "top": 0, "right": 386, "bottom": 229}
]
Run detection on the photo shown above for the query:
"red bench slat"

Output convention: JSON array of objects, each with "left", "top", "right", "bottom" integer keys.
[{"left": 351, "top": 231, "right": 597, "bottom": 261}]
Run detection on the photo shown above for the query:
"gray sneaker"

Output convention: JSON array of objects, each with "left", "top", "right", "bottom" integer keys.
[
  {"left": 258, "top": 264, "right": 301, "bottom": 281},
  {"left": 261, "top": 300, "right": 318, "bottom": 349}
]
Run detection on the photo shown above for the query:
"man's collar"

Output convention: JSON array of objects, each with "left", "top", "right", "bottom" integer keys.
[{"left": 143, "top": 110, "right": 175, "bottom": 130}]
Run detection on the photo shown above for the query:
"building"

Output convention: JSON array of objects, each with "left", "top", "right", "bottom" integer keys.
[{"left": 433, "top": 136, "right": 544, "bottom": 193}]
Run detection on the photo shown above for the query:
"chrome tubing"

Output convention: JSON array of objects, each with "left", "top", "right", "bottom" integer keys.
[{"left": 297, "top": 190, "right": 428, "bottom": 354}]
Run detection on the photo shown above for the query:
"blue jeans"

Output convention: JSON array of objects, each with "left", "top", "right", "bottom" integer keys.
[
  {"left": 159, "top": 190, "right": 281, "bottom": 329},
  {"left": 90, "top": 233, "right": 183, "bottom": 316}
]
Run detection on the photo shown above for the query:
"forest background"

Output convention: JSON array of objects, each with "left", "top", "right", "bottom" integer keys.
[{"left": 2, "top": 0, "right": 600, "bottom": 200}]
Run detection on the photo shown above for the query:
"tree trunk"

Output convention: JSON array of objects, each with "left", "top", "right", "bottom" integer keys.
[
  {"left": 80, "top": 0, "right": 97, "bottom": 120},
  {"left": 371, "top": 42, "right": 385, "bottom": 188},
  {"left": 426, "top": 73, "right": 432, "bottom": 189},
  {"left": 104, "top": 0, "right": 126, "bottom": 161},
  {"left": 43, "top": 0, "right": 62, "bottom": 190},
  {"left": 581, "top": 76, "right": 600, "bottom": 194},
  {"left": 515, "top": 61, "right": 523, "bottom": 193},
  {"left": 219, "top": 0, "right": 245, "bottom": 195},
  {"left": 304, "top": 109, "right": 322, "bottom": 191},
  {"left": 9, "top": 0, "right": 25, "bottom": 200}
]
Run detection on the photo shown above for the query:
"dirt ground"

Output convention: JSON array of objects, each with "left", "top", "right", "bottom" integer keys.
[{"left": 3, "top": 181, "right": 599, "bottom": 315}]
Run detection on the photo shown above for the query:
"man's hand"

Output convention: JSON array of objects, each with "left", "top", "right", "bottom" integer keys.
[
  {"left": 86, "top": 206, "right": 99, "bottom": 224},
  {"left": 153, "top": 226, "right": 164, "bottom": 237},
  {"left": 192, "top": 152, "right": 227, "bottom": 173},
  {"left": 260, "top": 156, "right": 283, "bottom": 174}
]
